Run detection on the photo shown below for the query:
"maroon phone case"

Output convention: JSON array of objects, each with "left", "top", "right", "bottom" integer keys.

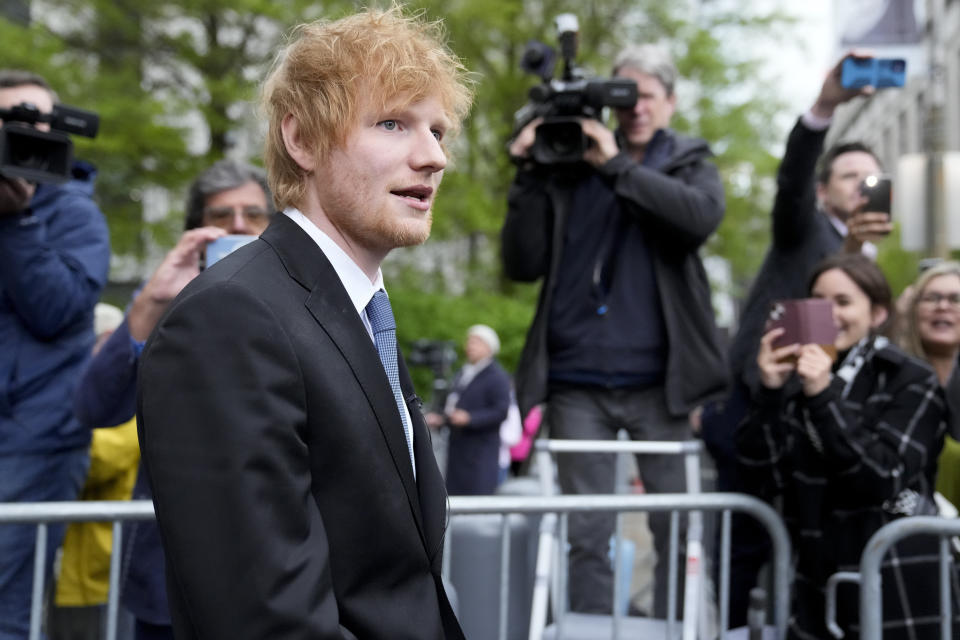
[{"left": 766, "top": 299, "right": 838, "bottom": 348}]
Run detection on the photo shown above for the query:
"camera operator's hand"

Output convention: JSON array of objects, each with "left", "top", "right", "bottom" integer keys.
[
  {"left": 128, "top": 226, "right": 226, "bottom": 341},
  {"left": 811, "top": 51, "right": 876, "bottom": 120},
  {"left": 580, "top": 118, "right": 619, "bottom": 168},
  {"left": 0, "top": 176, "right": 36, "bottom": 217},
  {"left": 508, "top": 117, "right": 543, "bottom": 160},
  {"left": 757, "top": 327, "right": 799, "bottom": 390}
]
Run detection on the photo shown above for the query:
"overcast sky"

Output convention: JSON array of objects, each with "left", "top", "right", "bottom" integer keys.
[{"left": 776, "top": 0, "right": 835, "bottom": 116}]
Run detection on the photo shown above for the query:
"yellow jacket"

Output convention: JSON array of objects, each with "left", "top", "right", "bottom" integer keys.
[{"left": 54, "top": 418, "right": 140, "bottom": 607}]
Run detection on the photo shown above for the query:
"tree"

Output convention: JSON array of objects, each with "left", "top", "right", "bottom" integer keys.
[
  {"left": 386, "top": 0, "right": 792, "bottom": 379},
  {"left": 2, "top": 0, "right": 798, "bottom": 381},
  {"left": 0, "top": 0, "right": 353, "bottom": 261}
]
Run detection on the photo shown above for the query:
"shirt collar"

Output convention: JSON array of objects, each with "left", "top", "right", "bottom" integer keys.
[{"left": 283, "top": 207, "right": 384, "bottom": 314}]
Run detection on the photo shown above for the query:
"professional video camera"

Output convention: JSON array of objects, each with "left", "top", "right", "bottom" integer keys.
[
  {"left": 514, "top": 14, "right": 637, "bottom": 165},
  {"left": 0, "top": 101, "right": 99, "bottom": 184}
]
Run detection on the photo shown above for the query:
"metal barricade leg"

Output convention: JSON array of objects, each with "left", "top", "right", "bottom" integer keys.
[
  {"left": 498, "top": 516, "right": 511, "bottom": 640},
  {"left": 106, "top": 521, "right": 123, "bottom": 640},
  {"left": 720, "top": 510, "right": 731, "bottom": 639},
  {"left": 28, "top": 523, "right": 47, "bottom": 640}
]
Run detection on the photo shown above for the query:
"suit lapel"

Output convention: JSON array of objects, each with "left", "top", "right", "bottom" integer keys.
[
  {"left": 399, "top": 355, "right": 448, "bottom": 568},
  {"left": 260, "top": 216, "right": 427, "bottom": 545}
]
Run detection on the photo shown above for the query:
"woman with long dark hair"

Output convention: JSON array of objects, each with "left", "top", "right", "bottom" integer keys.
[{"left": 737, "top": 253, "right": 958, "bottom": 639}]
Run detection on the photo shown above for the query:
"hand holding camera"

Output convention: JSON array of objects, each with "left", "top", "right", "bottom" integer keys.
[
  {"left": 127, "top": 227, "right": 226, "bottom": 341},
  {"left": 579, "top": 118, "right": 619, "bottom": 167},
  {"left": 796, "top": 343, "right": 834, "bottom": 397},
  {"left": 812, "top": 52, "right": 877, "bottom": 119},
  {"left": 757, "top": 327, "right": 802, "bottom": 390},
  {"left": 0, "top": 99, "right": 98, "bottom": 216},
  {"left": 0, "top": 175, "right": 35, "bottom": 216},
  {"left": 758, "top": 299, "right": 838, "bottom": 390},
  {"left": 511, "top": 14, "right": 637, "bottom": 166},
  {"left": 847, "top": 174, "right": 893, "bottom": 249}
]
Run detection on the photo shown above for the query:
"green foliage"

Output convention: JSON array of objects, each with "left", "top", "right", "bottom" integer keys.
[
  {"left": 0, "top": 16, "right": 200, "bottom": 257},
  {"left": 877, "top": 225, "right": 922, "bottom": 296},
  {"left": 3, "top": 0, "right": 795, "bottom": 385},
  {"left": 391, "top": 279, "right": 538, "bottom": 400},
  {"left": 1, "top": 0, "right": 353, "bottom": 260},
  {"left": 400, "top": 0, "right": 791, "bottom": 301}
]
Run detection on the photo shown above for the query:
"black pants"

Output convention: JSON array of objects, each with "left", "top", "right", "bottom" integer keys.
[{"left": 548, "top": 385, "right": 690, "bottom": 618}]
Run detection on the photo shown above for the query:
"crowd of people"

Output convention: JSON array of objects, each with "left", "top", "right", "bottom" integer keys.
[{"left": 1, "top": 5, "right": 960, "bottom": 640}]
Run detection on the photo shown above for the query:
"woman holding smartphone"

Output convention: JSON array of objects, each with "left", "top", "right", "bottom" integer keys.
[{"left": 737, "top": 253, "right": 957, "bottom": 639}]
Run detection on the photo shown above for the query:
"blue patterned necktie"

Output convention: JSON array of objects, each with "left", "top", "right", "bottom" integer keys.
[{"left": 365, "top": 290, "right": 416, "bottom": 476}]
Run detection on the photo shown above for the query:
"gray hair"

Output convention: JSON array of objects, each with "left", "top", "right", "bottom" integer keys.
[
  {"left": 612, "top": 45, "right": 677, "bottom": 97},
  {"left": 0, "top": 69, "right": 59, "bottom": 103},
  {"left": 184, "top": 159, "right": 273, "bottom": 230}
]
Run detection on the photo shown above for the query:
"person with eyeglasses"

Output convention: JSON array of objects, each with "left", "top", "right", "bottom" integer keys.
[
  {"left": 70, "top": 158, "right": 273, "bottom": 640},
  {"left": 898, "top": 260, "right": 960, "bottom": 511}
]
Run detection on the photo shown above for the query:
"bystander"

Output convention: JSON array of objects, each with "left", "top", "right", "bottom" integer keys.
[{"left": 0, "top": 69, "right": 110, "bottom": 640}]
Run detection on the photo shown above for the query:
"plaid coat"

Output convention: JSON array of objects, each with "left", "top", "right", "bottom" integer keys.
[{"left": 737, "top": 336, "right": 959, "bottom": 639}]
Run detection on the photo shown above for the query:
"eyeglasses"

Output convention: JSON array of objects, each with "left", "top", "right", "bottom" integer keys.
[
  {"left": 202, "top": 205, "right": 271, "bottom": 225},
  {"left": 919, "top": 292, "right": 960, "bottom": 308}
]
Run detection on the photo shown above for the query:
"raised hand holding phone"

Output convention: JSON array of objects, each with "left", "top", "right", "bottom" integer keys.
[{"left": 840, "top": 57, "right": 906, "bottom": 89}]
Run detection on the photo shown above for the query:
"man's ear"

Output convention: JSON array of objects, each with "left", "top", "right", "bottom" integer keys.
[{"left": 281, "top": 113, "right": 316, "bottom": 172}]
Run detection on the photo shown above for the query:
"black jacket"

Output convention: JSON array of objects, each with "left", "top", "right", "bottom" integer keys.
[
  {"left": 138, "top": 215, "right": 462, "bottom": 640},
  {"left": 501, "top": 128, "right": 729, "bottom": 418},
  {"left": 737, "top": 337, "right": 956, "bottom": 639}
]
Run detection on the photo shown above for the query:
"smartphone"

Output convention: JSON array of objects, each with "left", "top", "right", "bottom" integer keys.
[
  {"left": 841, "top": 57, "right": 907, "bottom": 89},
  {"left": 205, "top": 234, "right": 256, "bottom": 268},
  {"left": 860, "top": 175, "right": 892, "bottom": 214},
  {"left": 766, "top": 299, "right": 839, "bottom": 361}
]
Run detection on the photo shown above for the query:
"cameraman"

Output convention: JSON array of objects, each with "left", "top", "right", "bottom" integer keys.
[
  {"left": 501, "top": 44, "right": 727, "bottom": 616},
  {"left": 0, "top": 70, "right": 110, "bottom": 639}
]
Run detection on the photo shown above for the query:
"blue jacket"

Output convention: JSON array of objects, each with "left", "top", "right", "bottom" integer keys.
[
  {"left": 74, "top": 315, "right": 170, "bottom": 625},
  {"left": 0, "top": 163, "right": 110, "bottom": 455}
]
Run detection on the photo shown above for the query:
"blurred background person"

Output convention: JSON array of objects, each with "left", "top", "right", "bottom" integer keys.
[
  {"left": 898, "top": 260, "right": 960, "bottom": 509},
  {"left": 737, "top": 253, "right": 955, "bottom": 639},
  {"left": 72, "top": 159, "right": 272, "bottom": 640},
  {"left": 49, "top": 303, "right": 137, "bottom": 640},
  {"left": 427, "top": 325, "right": 512, "bottom": 495},
  {"left": 0, "top": 69, "right": 110, "bottom": 640}
]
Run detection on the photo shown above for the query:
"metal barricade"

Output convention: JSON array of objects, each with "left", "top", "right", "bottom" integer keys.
[
  {"left": 533, "top": 438, "right": 705, "bottom": 640},
  {"left": 825, "top": 515, "right": 960, "bottom": 640},
  {"left": 448, "top": 493, "right": 791, "bottom": 640},
  {"left": 0, "top": 500, "right": 155, "bottom": 640},
  {"left": 1, "top": 492, "right": 791, "bottom": 640}
]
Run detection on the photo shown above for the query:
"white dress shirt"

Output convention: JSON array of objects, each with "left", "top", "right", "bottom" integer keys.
[{"left": 284, "top": 207, "right": 415, "bottom": 458}]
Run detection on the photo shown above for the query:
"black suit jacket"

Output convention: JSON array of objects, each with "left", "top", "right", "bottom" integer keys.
[{"left": 137, "top": 214, "right": 464, "bottom": 639}]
